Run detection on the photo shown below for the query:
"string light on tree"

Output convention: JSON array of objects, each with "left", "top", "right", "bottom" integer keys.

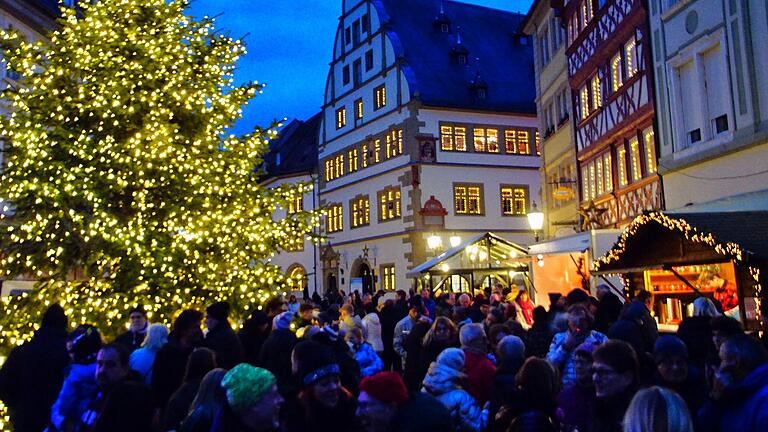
[{"left": 0, "top": 0, "right": 319, "bottom": 354}]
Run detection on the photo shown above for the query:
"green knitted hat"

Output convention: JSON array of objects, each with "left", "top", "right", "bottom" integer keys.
[{"left": 221, "top": 363, "right": 277, "bottom": 413}]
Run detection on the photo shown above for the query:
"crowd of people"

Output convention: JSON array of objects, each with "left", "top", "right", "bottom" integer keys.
[{"left": 0, "top": 285, "right": 767, "bottom": 432}]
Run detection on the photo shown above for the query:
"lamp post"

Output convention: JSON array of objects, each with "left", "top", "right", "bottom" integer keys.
[{"left": 527, "top": 201, "right": 544, "bottom": 242}]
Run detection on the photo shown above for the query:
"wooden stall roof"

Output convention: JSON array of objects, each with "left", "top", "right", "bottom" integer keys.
[{"left": 593, "top": 211, "right": 768, "bottom": 274}]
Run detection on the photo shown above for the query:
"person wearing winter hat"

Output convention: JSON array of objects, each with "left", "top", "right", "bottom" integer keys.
[
  {"left": 653, "top": 335, "right": 707, "bottom": 415},
  {"left": 488, "top": 335, "right": 526, "bottom": 432},
  {"left": 421, "top": 347, "right": 487, "bottom": 432},
  {"left": 210, "top": 364, "right": 284, "bottom": 432},
  {"left": 259, "top": 311, "right": 297, "bottom": 394},
  {"left": 356, "top": 371, "right": 409, "bottom": 431},
  {"left": 203, "top": 301, "right": 245, "bottom": 369},
  {"left": 49, "top": 324, "right": 102, "bottom": 430},
  {"left": 284, "top": 340, "right": 361, "bottom": 432},
  {"left": 0, "top": 304, "right": 69, "bottom": 432}
]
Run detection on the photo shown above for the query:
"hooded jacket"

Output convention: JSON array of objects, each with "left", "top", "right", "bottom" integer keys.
[
  {"left": 697, "top": 363, "right": 768, "bottom": 432},
  {"left": 421, "top": 362, "right": 486, "bottom": 432},
  {"left": 350, "top": 341, "right": 383, "bottom": 377}
]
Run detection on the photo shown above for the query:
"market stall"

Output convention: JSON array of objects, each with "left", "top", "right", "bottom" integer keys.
[
  {"left": 407, "top": 232, "right": 530, "bottom": 296},
  {"left": 528, "top": 229, "right": 623, "bottom": 307},
  {"left": 593, "top": 211, "right": 767, "bottom": 332}
]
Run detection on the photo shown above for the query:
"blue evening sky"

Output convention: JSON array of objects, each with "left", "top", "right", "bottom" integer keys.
[{"left": 190, "top": 0, "right": 535, "bottom": 134}]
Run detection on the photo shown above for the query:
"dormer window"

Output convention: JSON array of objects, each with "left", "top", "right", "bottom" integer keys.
[
  {"left": 458, "top": 54, "right": 467, "bottom": 65},
  {"left": 441, "top": 23, "right": 450, "bottom": 33},
  {"left": 477, "top": 88, "right": 487, "bottom": 100}
]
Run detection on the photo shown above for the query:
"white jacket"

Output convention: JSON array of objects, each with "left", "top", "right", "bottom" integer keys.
[{"left": 362, "top": 312, "right": 384, "bottom": 352}]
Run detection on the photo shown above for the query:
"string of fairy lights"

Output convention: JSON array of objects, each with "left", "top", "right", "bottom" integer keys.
[
  {"left": 594, "top": 212, "right": 763, "bottom": 321},
  {"left": 0, "top": 0, "right": 320, "bottom": 359}
]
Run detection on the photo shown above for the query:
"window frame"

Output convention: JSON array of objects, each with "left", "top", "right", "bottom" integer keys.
[
  {"left": 500, "top": 184, "right": 529, "bottom": 216},
  {"left": 350, "top": 195, "right": 370, "bottom": 228},
  {"left": 453, "top": 183, "right": 484, "bottom": 216},
  {"left": 326, "top": 204, "right": 344, "bottom": 233},
  {"left": 381, "top": 264, "right": 396, "bottom": 291},
  {"left": 336, "top": 106, "right": 347, "bottom": 129},
  {"left": 374, "top": 84, "right": 387, "bottom": 110},
  {"left": 377, "top": 186, "right": 402, "bottom": 222}
]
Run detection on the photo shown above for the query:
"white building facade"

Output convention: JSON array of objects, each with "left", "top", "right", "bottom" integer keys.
[
  {"left": 316, "top": 0, "right": 540, "bottom": 295},
  {"left": 649, "top": 0, "right": 768, "bottom": 209}
]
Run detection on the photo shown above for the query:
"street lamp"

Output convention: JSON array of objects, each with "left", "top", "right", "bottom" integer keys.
[
  {"left": 449, "top": 234, "right": 462, "bottom": 248},
  {"left": 527, "top": 201, "right": 544, "bottom": 242},
  {"left": 427, "top": 234, "right": 442, "bottom": 251}
]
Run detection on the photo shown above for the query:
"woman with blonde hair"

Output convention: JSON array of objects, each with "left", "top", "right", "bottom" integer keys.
[
  {"left": 623, "top": 386, "right": 693, "bottom": 432},
  {"left": 128, "top": 323, "right": 168, "bottom": 385}
]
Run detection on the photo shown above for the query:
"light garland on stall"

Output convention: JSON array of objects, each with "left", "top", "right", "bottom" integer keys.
[
  {"left": 0, "top": 0, "right": 320, "bottom": 356},
  {"left": 594, "top": 212, "right": 763, "bottom": 321}
]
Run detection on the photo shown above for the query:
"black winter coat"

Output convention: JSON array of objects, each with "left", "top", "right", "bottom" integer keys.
[
  {"left": 0, "top": 326, "right": 69, "bottom": 432},
  {"left": 151, "top": 337, "right": 194, "bottom": 411},
  {"left": 259, "top": 328, "right": 297, "bottom": 392},
  {"left": 203, "top": 323, "right": 245, "bottom": 369}
]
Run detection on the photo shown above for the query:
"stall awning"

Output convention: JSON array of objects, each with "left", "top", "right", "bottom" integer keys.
[
  {"left": 528, "top": 232, "right": 591, "bottom": 256},
  {"left": 593, "top": 211, "right": 768, "bottom": 274},
  {"left": 407, "top": 232, "right": 528, "bottom": 278}
]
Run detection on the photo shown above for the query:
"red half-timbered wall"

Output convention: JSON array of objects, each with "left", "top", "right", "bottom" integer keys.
[{"left": 559, "top": 0, "right": 663, "bottom": 228}]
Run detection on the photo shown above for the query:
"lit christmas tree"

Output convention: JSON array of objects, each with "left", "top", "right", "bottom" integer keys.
[{"left": 0, "top": 0, "right": 318, "bottom": 349}]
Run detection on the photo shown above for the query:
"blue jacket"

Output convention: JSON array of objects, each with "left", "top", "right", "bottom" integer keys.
[
  {"left": 351, "top": 341, "right": 383, "bottom": 377},
  {"left": 698, "top": 363, "right": 768, "bottom": 432},
  {"left": 49, "top": 362, "right": 98, "bottom": 430}
]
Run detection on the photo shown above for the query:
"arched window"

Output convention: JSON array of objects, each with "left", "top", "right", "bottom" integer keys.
[{"left": 286, "top": 265, "right": 307, "bottom": 292}]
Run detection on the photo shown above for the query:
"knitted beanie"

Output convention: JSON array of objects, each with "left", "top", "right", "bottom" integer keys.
[
  {"left": 436, "top": 347, "right": 465, "bottom": 371},
  {"left": 359, "top": 372, "right": 409, "bottom": 406},
  {"left": 221, "top": 364, "right": 276, "bottom": 413},
  {"left": 654, "top": 335, "right": 689, "bottom": 362}
]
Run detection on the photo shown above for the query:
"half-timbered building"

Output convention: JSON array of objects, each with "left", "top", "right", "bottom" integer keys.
[{"left": 557, "top": 0, "right": 663, "bottom": 228}]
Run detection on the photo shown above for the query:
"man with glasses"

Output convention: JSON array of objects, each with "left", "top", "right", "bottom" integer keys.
[{"left": 590, "top": 340, "right": 639, "bottom": 432}]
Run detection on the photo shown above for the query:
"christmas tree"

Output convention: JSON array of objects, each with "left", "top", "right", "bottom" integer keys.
[{"left": 0, "top": 0, "right": 318, "bottom": 349}]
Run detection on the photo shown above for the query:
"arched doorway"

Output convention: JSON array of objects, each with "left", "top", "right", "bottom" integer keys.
[{"left": 350, "top": 258, "right": 374, "bottom": 294}]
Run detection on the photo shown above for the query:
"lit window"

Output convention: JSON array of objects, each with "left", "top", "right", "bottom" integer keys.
[
  {"left": 386, "top": 129, "right": 403, "bottom": 158},
  {"left": 473, "top": 128, "right": 486, "bottom": 152},
  {"left": 603, "top": 152, "right": 613, "bottom": 193},
  {"left": 617, "top": 144, "right": 628, "bottom": 187},
  {"left": 517, "top": 130, "right": 530, "bottom": 154},
  {"left": 288, "top": 195, "right": 303, "bottom": 214},
  {"left": 361, "top": 143, "right": 369, "bottom": 168},
  {"left": 348, "top": 148, "right": 358, "bottom": 172},
  {"left": 473, "top": 128, "right": 499, "bottom": 153},
  {"left": 596, "top": 157, "right": 604, "bottom": 196},
  {"left": 379, "top": 187, "right": 401, "bottom": 221},
  {"left": 535, "top": 131, "right": 541, "bottom": 155},
  {"left": 501, "top": 186, "right": 527, "bottom": 215},
  {"left": 643, "top": 128, "right": 656, "bottom": 174},
  {"left": 591, "top": 75, "right": 602, "bottom": 109},
  {"left": 326, "top": 204, "right": 343, "bottom": 233},
  {"left": 351, "top": 196, "right": 370, "bottom": 228},
  {"left": 505, "top": 130, "right": 518, "bottom": 153},
  {"left": 454, "top": 184, "right": 483, "bottom": 215},
  {"left": 335, "top": 154, "right": 345, "bottom": 177},
  {"left": 588, "top": 163, "right": 596, "bottom": 201},
  {"left": 629, "top": 137, "right": 642, "bottom": 181},
  {"left": 625, "top": 37, "right": 638, "bottom": 79},
  {"left": 580, "top": 85, "right": 590, "bottom": 119},
  {"left": 374, "top": 85, "right": 386, "bottom": 110},
  {"left": 611, "top": 52, "right": 623, "bottom": 92},
  {"left": 441, "top": 125, "right": 467, "bottom": 151},
  {"left": 581, "top": 166, "right": 590, "bottom": 201},
  {"left": 325, "top": 159, "right": 333, "bottom": 181},
  {"left": 373, "top": 139, "right": 381, "bottom": 163},
  {"left": 586, "top": 0, "right": 594, "bottom": 21},
  {"left": 381, "top": 264, "right": 396, "bottom": 290},
  {"left": 355, "top": 98, "right": 363, "bottom": 121},
  {"left": 336, "top": 107, "right": 346, "bottom": 129}
]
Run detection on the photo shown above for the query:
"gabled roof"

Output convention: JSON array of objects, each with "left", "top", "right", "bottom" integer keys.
[
  {"left": 374, "top": 0, "right": 536, "bottom": 114},
  {"left": 594, "top": 211, "right": 768, "bottom": 274},
  {"left": 263, "top": 113, "right": 321, "bottom": 180}
]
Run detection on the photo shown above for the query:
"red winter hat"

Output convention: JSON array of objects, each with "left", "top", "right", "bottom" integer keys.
[{"left": 359, "top": 372, "right": 409, "bottom": 406}]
